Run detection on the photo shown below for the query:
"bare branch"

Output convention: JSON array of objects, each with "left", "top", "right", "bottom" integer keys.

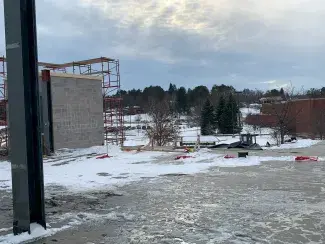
[
  {"left": 145, "top": 98, "right": 179, "bottom": 147},
  {"left": 270, "top": 86, "right": 305, "bottom": 144}
]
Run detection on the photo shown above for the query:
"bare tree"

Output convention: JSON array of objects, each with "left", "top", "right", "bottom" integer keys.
[
  {"left": 145, "top": 99, "right": 179, "bottom": 147},
  {"left": 270, "top": 86, "right": 303, "bottom": 145},
  {"left": 187, "top": 105, "right": 201, "bottom": 128}
]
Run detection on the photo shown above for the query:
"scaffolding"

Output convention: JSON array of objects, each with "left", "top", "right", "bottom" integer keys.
[{"left": 0, "top": 56, "right": 124, "bottom": 148}]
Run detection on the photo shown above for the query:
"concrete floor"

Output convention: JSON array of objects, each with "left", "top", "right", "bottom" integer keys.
[{"left": 1, "top": 143, "right": 325, "bottom": 243}]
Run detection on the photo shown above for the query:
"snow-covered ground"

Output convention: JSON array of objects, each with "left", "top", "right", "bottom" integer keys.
[
  {"left": 123, "top": 113, "right": 151, "bottom": 127},
  {"left": 0, "top": 145, "right": 320, "bottom": 243},
  {"left": 0, "top": 211, "right": 130, "bottom": 244},
  {"left": 0, "top": 144, "right": 317, "bottom": 195},
  {"left": 0, "top": 224, "right": 70, "bottom": 244},
  {"left": 178, "top": 124, "right": 320, "bottom": 149},
  {"left": 0, "top": 127, "right": 321, "bottom": 243},
  {"left": 123, "top": 129, "right": 149, "bottom": 146},
  {"left": 240, "top": 107, "right": 260, "bottom": 118}
]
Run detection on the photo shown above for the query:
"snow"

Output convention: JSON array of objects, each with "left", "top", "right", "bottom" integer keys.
[
  {"left": 123, "top": 137, "right": 149, "bottom": 146},
  {"left": 178, "top": 124, "right": 320, "bottom": 149},
  {"left": 123, "top": 130, "right": 149, "bottom": 146},
  {"left": 266, "top": 139, "right": 320, "bottom": 150},
  {"left": 0, "top": 211, "right": 127, "bottom": 244},
  {"left": 0, "top": 110, "right": 321, "bottom": 192},
  {"left": 0, "top": 140, "right": 319, "bottom": 241},
  {"left": 240, "top": 107, "right": 260, "bottom": 118},
  {"left": 180, "top": 127, "right": 221, "bottom": 143},
  {"left": 123, "top": 114, "right": 152, "bottom": 127},
  {"left": 0, "top": 223, "right": 69, "bottom": 244},
  {"left": 0, "top": 144, "right": 309, "bottom": 193},
  {"left": 0, "top": 228, "right": 12, "bottom": 233}
]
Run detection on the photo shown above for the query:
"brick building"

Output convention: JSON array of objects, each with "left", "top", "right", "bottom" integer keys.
[{"left": 245, "top": 98, "right": 325, "bottom": 138}]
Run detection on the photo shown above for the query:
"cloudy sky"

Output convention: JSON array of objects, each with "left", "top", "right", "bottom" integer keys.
[{"left": 0, "top": 0, "right": 324, "bottom": 91}]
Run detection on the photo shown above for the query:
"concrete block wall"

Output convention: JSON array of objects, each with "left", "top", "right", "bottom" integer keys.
[{"left": 50, "top": 73, "right": 103, "bottom": 150}]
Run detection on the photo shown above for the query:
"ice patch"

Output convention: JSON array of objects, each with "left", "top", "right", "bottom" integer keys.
[
  {"left": 265, "top": 139, "right": 320, "bottom": 150},
  {"left": 0, "top": 211, "right": 131, "bottom": 244},
  {"left": 0, "top": 223, "right": 70, "bottom": 244},
  {"left": 0, "top": 227, "right": 12, "bottom": 233}
]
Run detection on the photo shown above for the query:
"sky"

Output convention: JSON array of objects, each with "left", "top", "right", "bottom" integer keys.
[{"left": 0, "top": 0, "right": 325, "bottom": 91}]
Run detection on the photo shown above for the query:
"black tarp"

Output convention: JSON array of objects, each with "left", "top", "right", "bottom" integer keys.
[
  {"left": 209, "top": 141, "right": 263, "bottom": 150},
  {"left": 208, "top": 143, "right": 229, "bottom": 149},
  {"left": 248, "top": 143, "right": 263, "bottom": 150}
]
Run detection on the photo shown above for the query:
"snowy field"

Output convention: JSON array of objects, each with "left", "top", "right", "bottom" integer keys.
[
  {"left": 178, "top": 124, "right": 319, "bottom": 150},
  {"left": 0, "top": 145, "right": 300, "bottom": 194},
  {"left": 123, "top": 122, "right": 320, "bottom": 149}
]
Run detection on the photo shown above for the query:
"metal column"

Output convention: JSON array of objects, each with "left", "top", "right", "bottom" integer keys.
[
  {"left": 3, "top": 0, "right": 46, "bottom": 235},
  {"left": 41, "top": 70, "right": 54, "bottom": 154}
]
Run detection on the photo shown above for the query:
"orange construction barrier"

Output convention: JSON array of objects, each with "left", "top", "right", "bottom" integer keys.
[
  {"left": 96, "top": 154, "right": 112, "bottom": 159},
  {"left": 295, "top": 156, "right": 318, "bottom": 162},
  {"left": 224, "top": 154, "right": 236, "bottom": 159},
  {"left": 175, "top": 155, "right": 194, "bottom": 160}
]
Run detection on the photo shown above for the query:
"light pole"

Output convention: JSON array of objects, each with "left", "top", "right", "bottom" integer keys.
[{"left": 4, "top": 0, "right": 46, "bottom": 235}]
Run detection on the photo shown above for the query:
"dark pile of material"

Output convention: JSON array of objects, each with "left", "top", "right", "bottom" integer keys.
[{"left": 209, "top": 141, "right": 263, "bottom": 150}]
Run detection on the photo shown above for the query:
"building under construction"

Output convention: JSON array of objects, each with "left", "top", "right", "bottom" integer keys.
[{"left": 0, "top": 56, "right": 124, "bottom": 151}]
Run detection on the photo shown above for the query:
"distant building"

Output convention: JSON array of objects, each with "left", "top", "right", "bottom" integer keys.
[
  {"left": 259, "top": 96, "right": 283, "bottom": 104},
  {"left": 246, "top": 98, "right": 325, "bottom": 138},
  {"left": 124, "top": 106, "right": 144, "bottom": 115}
]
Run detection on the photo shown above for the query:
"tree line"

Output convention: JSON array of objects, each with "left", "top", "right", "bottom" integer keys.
[
  {"left": 118, "top": 83, "right": 262, "bottom": 114},
  {"left": 117, "top": 83, "right": 325, "bottom": 114}
]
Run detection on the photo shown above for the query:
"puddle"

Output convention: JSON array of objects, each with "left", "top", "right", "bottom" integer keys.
[
  {"left": 97, "top": 172, "right": 112, "bottom": 177},
  {"left": 159, "top": 173, "right": 189, "bottom": 177}
]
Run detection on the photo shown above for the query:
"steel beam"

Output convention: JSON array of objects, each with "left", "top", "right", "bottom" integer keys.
[
  {"left": 3, "top": 0, "right": 46, "bottom": 235},
  {"left": 41, "top": 70, "right": 54, "bottom": 154}
]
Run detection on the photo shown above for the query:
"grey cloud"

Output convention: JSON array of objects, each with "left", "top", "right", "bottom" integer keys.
[{"left": 0, "top": 0, "right": 324, "bottom": 90}]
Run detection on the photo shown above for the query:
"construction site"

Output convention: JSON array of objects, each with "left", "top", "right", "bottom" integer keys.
[{"left": 0, "top": 56, "right": 125, "bottom": 155}]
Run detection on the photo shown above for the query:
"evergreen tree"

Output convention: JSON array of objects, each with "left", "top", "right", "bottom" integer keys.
[
  {"left": 220, "top": 101, "right": 233, "bottom": 134},
  {"left": 168, "top": 83, "right": 177, "bottom": 95},
  {"left": 223, "top": 93, "right": 241, "bottom": 134},
  {"left": 176, "top": 87, "right": 188, "bottom": 113},
  {"left": 215, "top": 96, "right": 226, "bottom": 133},
  {"left": 216, "top": 94, "right": 241, "bottom": 134},
  {"left": 200, "top": 99, "right": 214, "bottom": 135},
  {"left": 228, "top": 93, "right": 238, "bottom": 133}
]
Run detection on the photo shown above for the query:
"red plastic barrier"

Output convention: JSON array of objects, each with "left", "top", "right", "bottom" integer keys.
[
  {"left": 96, "top": 154, "right": 112, "bottom": 159},
  {"left": 175, "top": 155, "right": 194, "bottom": 160},
  {"left": 295, "top": 156, "right": 318, "bottom": 162},
  {"left": 224, "top": 154, "right": 236, "bottom": 159}
]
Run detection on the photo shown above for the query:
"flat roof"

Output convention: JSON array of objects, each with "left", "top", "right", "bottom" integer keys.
[{"left": 47, "top": 72, "right": 102, "bottom": 81}]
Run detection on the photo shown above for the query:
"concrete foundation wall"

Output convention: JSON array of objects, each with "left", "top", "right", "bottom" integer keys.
[{"left": 50, "top": 73, "right": 103, "bottom": 149}]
